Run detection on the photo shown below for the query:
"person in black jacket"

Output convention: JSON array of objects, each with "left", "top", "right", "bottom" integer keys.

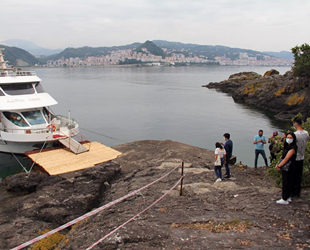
[
  {"left": 222, "top": 133, "right": 233, "bottom": 178},
  {"left": 275, "top": 132, "right": 297, "bottom": 205}
]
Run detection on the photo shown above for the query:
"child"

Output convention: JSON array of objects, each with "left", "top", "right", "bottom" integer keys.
[{"left": 214, "top": 142, "right": 226, "bottom": 183}]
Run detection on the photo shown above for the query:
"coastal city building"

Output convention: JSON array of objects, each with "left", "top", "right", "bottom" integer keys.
[{"left": 46, "top": 48, "right": 293, "bottom": 67}]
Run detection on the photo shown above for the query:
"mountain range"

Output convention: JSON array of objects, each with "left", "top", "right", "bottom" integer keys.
[
  {"left": 0, "top": 39, "right": 294, "bottom": 66},
  {"left": 1, "top": 39, "right": 63, "bottom": 57}
]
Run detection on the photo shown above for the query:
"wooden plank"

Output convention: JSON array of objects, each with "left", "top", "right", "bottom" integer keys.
[{"left": 27, "top": 141, "right": 122, "bottom": 175}]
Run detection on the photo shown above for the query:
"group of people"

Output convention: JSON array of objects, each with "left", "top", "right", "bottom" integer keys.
[{"left": 213, "top": 117, "right": 309, "bottom": 205}]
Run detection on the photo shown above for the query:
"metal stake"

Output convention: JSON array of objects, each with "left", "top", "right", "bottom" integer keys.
[{"left": 180, "top": 161, "right": 184, "bottom": 196}]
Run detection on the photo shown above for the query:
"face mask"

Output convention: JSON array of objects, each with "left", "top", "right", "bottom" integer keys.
[{"left": 286, "top": 138, "right": 293, "bottom": 144}]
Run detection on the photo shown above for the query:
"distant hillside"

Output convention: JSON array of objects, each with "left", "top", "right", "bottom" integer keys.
[
  {"left": 0, "top": 38, "right": 291, "bottom": 66},
  {"left": 263, "top": 51, "right": 294, "bottom": 60},
  {"left": 1, "top": 39, "right": 62, "bottom": 57},
  {"left": 0, "top": 45, "right": 39, "bottom": 67},
  {"left": 40, "top": 43, "right": 141, "bottom": 63},
  {"left": 152, "top": 40, "right": 271, "bottom": 60},
  {"left": 39, "top": 40, "right": 279, "bottom": 64},
  {"left": 136, "top": 40, "right": 164, "bottom": 57}
]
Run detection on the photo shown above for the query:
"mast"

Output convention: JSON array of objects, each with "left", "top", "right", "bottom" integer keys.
[{"left": 0, "top": 48, "right": 7, "bottom": 70}]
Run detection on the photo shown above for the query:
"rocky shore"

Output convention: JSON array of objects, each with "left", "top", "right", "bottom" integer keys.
[
  {"left": 204, "top": 70, "right": 310, "bottom": 120},
  {"left": 0, "top": 140, "right": 310, "bottom": 249}
]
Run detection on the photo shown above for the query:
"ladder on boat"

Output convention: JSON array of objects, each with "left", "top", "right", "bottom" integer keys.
[{"left": 59, "top": 137, "right": 89, "bottom": 154}]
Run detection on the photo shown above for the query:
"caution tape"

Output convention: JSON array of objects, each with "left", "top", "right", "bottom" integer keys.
[
  {"left": 86, "top": 175, "right": 184, "bottom": 250},
  {"left": 11, "top": 164, "right": 181, "bottom": 250}
]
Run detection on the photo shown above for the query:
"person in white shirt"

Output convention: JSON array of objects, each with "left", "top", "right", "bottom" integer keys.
[
  {"left": 214, "top": 142, "right": 226, "bottom": 183},
  {"left": 292, "top": 117, "right": 309, "bottom": 198}
]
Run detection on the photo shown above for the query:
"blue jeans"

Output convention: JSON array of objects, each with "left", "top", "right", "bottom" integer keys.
[
  {"left": 214, "top": 158, "right": 224, "bottom": 179},
  {"left": 255, "top": 149, "right": 268, "bottom": 168}
]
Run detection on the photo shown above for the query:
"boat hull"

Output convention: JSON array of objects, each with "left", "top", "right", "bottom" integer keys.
[{"left": 0, "top": 140, "right": 56, "bottom": 154}]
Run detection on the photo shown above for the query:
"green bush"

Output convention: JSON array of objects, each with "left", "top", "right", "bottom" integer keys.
[
  {"left": 291, "top": 43, "right": 310, "bottom": 78},
  {"left": 268, "top": 114, "right": 310, "bottom": 187}
]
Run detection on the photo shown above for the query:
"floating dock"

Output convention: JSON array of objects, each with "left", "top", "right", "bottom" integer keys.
[{"left": 26, "top": 141, "right": 122, "bottom": 175}]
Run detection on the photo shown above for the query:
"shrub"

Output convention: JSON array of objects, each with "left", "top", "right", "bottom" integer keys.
[
  {"left": 268, "top": 114, "right": 310, "bottom": 187},
  {"left": 291, "top": 43, "right": 310, "bottom": 78}
]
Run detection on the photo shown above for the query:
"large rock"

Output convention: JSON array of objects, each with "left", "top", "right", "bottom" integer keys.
[
  {"left": 3, "top": 172, "right": 49, "bottom": 194},
  {"left": 264, "top": 69, "right": 279, "bottom": 77},
  {"left": 204, "top": 70, "right": 310, "bottom": 120},
  {"left": 1, "top": 140, "right": 310, "bottom": 250},
  {"left": 0, "top": 161, "right": 120, "bottom": 249}
]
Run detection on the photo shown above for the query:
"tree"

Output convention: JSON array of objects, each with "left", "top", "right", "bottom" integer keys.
[{"left": 291, "top": 43, "right": 310, "bottom": 78}]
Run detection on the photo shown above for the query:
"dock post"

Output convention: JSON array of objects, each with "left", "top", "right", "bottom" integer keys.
[{"left": 180, "top": 160, "right": 184, "bottom": 196}]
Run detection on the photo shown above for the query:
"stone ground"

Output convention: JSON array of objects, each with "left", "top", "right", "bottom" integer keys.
[{"left": 0, "top": 140, "right": 310, "bottom": 250}]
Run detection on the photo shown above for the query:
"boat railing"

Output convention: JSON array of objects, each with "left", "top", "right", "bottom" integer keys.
[
  {"left": 55, "top": 115, "right": 78, "bottom": 129},
  {"left": 0, "top": 127, "right": 50, "bottom": 134},
  {"left": 0, "top": 71, "right": 37, "bottom": 77}
]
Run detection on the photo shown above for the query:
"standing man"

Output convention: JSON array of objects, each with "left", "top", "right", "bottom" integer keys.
[
  {"left": 222, "top": 133, "right": 233, "bottom": 178},
  {"left": 253, "top": 130, "right": 269, "bottom": 168},
  {"left": 292, "top": 117, "right": 309, "bottom": 198}
]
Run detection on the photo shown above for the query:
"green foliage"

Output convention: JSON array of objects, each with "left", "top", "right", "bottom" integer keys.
[
  {"left": 267, "top": 167, "right": 282, "bottom": 188},
  {"left": 268, "top": 113, "right": 310, "bottom": 187},
  {"left": 153, "top": 40, "right": 272, "bottom": 61},
  {"left": 291, "top": 43, "right": 310, "bottom": 78},
  {"left": 135, "top": 40, "right": 165, "bottom": 58},
  {"left": 40, "top": 43, "right": 141, "bottom": 63},
  {"left": 0, "top": 45, "right": 39, "bottom": 66}
]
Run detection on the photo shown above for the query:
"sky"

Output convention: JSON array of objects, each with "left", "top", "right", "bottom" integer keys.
[{"left": 1, "top": 0, "right": 309, "bottom": 52}]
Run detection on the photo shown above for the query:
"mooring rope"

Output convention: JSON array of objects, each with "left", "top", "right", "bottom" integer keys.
[
  {"left": 79, "top": 127, "right": 128, "bottom": 144},
  {"left": 11, "top": 163, "right": 181, "bottom": 250},
  {"left": 86, "top": 175, "right": 184, "bottom": 250},
  {"left": 0, "top": 137, "right": 28, "bottom": 173},
  {"left": 27, "top": 140, "right": 48, "bottom": 173}
]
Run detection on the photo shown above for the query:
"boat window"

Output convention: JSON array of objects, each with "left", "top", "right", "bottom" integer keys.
[
  {"left": 35, "top": 83, "right": 45, "bottom": 93},
  {"left": 42, "top": 108, "right": 49, "bottom": 121},
  {"left": 0, "top": 83, "right": 35, "bottom": 95},
  {"left": 22, "top": 110, "right": 46, "bottom": 126},
  {"left": 0, "top": 89, "right": 4, "bottom": 96},
  {"left": 3, "top": 111, "right": 29, "bottom": 127}
]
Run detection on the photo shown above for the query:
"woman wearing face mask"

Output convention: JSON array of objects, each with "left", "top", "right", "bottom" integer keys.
[{"left": 275, "top": 132, "right": 297, "bottom": 205}]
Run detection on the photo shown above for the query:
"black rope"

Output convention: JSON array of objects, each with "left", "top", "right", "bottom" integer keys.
[{"left": 79, "top": 127, "right": 129, "bottom": 144}]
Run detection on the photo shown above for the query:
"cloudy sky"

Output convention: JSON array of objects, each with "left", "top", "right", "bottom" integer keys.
[{"left": 1, "top": 0, "right": 309, "bottom": 51}]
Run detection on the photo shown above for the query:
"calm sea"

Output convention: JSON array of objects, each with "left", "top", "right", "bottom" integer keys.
[{"left": 0, "top": 65, "right": 292, "bottom": 178}]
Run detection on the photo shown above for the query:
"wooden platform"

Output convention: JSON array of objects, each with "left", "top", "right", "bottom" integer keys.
[{"left": 26, "top": 142, "right": 122, "bottom": 175}]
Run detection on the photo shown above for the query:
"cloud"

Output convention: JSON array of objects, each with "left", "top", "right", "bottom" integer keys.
[{"left": 1, "top": 0, "right": 309, "bottom": 51}]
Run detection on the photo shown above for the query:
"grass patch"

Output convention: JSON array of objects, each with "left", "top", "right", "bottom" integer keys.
[
  {"left": 29, "top": 229, "right": 65, "bottom": 250},
  {"left": 170, "top": 219, "right": 251, "bottom": 233}
]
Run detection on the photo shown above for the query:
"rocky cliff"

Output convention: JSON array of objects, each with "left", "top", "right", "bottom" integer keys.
[
  {"left": 204, "top": 70, "right": 310, "bottom": 120},
  {"left": 1, "top": 140, "right": 309, "bottom": 249}
]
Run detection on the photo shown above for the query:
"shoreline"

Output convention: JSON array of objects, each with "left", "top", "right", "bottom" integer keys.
[
  {"left": 26, "top": 64, "right": 292, "bottom": 69},
  {"left": 1, "top": 140, "right": 309, "bottom": 249}
]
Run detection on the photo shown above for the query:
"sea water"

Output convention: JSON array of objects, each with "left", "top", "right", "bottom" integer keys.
[{"left": 0, "top": 65, "right": 291, "bottom": 178}]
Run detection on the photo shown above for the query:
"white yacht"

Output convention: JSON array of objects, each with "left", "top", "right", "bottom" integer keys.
[{"left": 0, "top": 49, "right": 88, "bottom": 154}]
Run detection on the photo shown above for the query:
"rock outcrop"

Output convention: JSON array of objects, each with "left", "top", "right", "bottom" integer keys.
[
  {"left": 1, "top": 140, "right": 309, "bottom": 249},
  {"left": 204, "top": 71, "right": 310, "bottom": 120}
]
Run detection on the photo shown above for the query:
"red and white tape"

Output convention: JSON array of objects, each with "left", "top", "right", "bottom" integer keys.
[
  {"left": 86, "top": 175, "right": 184, "bottom": 250},
  {"left": 11, "top": 164, "right": 180, "bottom": 250}
]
